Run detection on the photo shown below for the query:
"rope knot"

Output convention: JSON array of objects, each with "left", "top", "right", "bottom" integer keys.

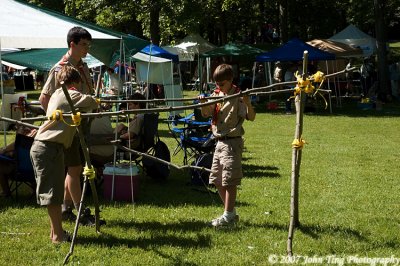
[
  {"left": 71, "top": 112, "right": 81, "bottom": 126},
  {"left": 292, "top": 138, "right": 306, "bottom": 150},
  {"left": 49, "top": 109, "right": 63, "bottom": 121},
  {"left": 83, "top": 166, "right": 96, "bottom": 180}
]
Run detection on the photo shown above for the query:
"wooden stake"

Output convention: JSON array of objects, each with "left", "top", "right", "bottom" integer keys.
[{"left": 287, "top": 51, "right": 308, "bottom": 256}]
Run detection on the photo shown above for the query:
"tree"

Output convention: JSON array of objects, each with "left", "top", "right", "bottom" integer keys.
[{"left": 374, "top": 0, "right": 389, "bottom": 99}]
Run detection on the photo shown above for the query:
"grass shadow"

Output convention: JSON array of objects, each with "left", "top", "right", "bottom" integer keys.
[
  {"left": 298, "top": 223, "right": 367, "bottom": 241},
  {"left": 77, "top": 232, "right": 211, "bottom": 250},
  {"left": 243, "top": 163, "right": 281, "bottom": 179}
]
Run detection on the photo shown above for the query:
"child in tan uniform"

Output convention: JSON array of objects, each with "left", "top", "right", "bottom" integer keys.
[
  {"left": 31, "top": 65, "right": 99, "bottom": 243},
  {"left": 199, "top": 64, "right": 256, "bottom": 227}
]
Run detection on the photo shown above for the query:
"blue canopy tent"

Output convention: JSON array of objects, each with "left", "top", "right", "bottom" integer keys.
[
  {"left": 256, "top": 38, "right": 336, "bottom": 62},
  {"left": 255, "top": 38, "right": 335, "bottom": 85},
  {"left": 140, "top": 44, "right": 179, "bottom": 62},
  {"left": 255, "top": 38, "right": 336, "bottom": 112}
]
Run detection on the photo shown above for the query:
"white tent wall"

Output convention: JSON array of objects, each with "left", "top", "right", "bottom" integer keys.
[
  {"left": 136, "top": 61, "right": 173, "bottom": 84},
  {"left": 135, "top": 60, "right": 184, "bottom": 116}
]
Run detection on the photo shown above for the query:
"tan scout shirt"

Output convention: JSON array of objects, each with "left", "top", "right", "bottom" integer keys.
[
  {"left": 35, "top": 89, "right": 98, "bottom": 148},
  {"left": 202, "top": 86, "right": 247, "bottom": 138},
  {"left": 42, "top": 53, "right": 92, "bottom": 96}
]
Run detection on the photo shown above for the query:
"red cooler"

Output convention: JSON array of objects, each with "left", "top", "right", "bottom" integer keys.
[{"left": 103, "top": 163, "right": 140, "bottom": 201}]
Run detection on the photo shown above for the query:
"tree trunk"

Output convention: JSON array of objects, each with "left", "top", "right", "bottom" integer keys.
[
  {"left": 279, "top": 0, "right": 288, "bottom": 43},
  {"left": 374, "top": 0, "right": 389, "bottom": 100},
  {"left": 150, "top": 3, "right": 161, "bottom": 45}
]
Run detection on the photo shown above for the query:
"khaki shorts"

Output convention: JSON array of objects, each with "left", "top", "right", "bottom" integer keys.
[
  {"left": 64, "top": 136, "right": 83, "bottom": 167},
  {"left": 209, "top": 137, "right": 243, "bottom": 187},
  {"left": 30, "top": 140, "right": 65, "bottom": 205}
]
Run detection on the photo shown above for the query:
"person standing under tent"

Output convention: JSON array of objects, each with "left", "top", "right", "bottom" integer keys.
[
  {"left": 39, "top": 26, "right": 97, "bottom": 225},
  {"left": 198, "top": 64, "right": 256, "bottom": 227}
]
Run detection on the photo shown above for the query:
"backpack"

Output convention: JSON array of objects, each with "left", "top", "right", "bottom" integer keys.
[{"left": 142, "top": 140, "right": 171, "bottom": 180}]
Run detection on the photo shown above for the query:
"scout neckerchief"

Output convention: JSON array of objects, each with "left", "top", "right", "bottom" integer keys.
[
  {"left": 212, "top": 84, "right": 240, "bottom": 125},
  {"left": 58, "top": 53, "right": 93, "bottom": 93}
]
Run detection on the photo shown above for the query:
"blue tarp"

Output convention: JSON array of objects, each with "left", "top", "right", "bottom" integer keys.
[
  {"left": 256, "top": 38, "right": 336, "bottom": 62},
  {"left": 141, "top": 44, "right": 179, "bottom": 62}
]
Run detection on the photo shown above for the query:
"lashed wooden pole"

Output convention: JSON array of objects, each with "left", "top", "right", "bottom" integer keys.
[
  {"left": 60, "top": 83, "right": 101, "bottom": 265},
  {"left": 287, "top": 51, "right": 308, "bottom": 256}
]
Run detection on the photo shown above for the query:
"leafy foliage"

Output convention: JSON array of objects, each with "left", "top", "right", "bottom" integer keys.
[{"left": 24, "top": 0, "right": 400, "bottom": 44}]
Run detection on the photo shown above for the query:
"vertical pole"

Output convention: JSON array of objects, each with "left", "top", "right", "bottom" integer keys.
[
  {"left": 62, "top": 83, "right": 101, "bottom": 264},
  {"left": 287, "top": 51, "right": 308, "bottom": 256},
  {"left": 0, "top": 39, "right": 7, "bottom": 146}
]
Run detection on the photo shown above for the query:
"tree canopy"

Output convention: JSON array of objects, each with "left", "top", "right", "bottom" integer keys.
[{"left": 27, "top": 0, "right": 400, "bottom": 46}]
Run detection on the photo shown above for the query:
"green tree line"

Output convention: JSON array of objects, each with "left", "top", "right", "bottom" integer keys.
[
  {"left": 26, "top": 0, "right": 400, "bottom": 98},
  {"left": 27, "top": 0, "right": 400, "bottom": 46}
]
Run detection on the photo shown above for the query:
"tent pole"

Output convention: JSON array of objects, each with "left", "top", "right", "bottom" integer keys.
[
  {"left": 335, "top": 60, "right": 342, "bottom": 107},
  {"left": 112, "top": 37, "right": 125, "bottom": 201},
  {"left": 145, "top": 43, "right": 153, "bottom": 108},
  {"left": 0, "top": 38, "right": 6, "bottom": 146},
  {"left": 251, "top": 62, "right": 256, "bottom": 89}
]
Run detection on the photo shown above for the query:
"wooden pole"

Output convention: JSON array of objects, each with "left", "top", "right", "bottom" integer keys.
[
  {"left": 287, "top": 51, "right": 308, "bottom": 256},
  {"left": 61, "top": 83, "right": 101, "bottom": 265}
]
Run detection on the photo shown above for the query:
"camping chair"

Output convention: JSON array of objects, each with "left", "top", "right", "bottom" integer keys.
[
  {"left": 180, "top": 122, "right": 215, "bottom": 165},
  {"left": 167, "top": 112, "right": 195, "bottom": 156},
  {"left": 9, "top": 133, "right": 36, "bottom": 199},
  {"left": 122, "top": 113, "right": 171, "bottom": 180}
]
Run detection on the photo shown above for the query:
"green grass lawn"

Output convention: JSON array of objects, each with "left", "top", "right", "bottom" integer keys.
[{"left": 1, "top": 91, "right": 400, "bottom": 265}]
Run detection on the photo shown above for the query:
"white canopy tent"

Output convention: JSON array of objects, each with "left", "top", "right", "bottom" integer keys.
[
  {"left": 133, "top": 52, "right": 184, "bottom": 116},
  {"left": 329, "top": 24, "right": 377, "bottom": 58},
  {"left": 0, "top": 0, "right": 144, "bottom": 144}
]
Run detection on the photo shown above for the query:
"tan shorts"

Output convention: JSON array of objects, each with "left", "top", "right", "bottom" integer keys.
[
  {"left": 30, "top": 140, "right": 65, "bottom": 205},
  {"left": 209, "top": 137, "right": 243, "bottom": 187}
]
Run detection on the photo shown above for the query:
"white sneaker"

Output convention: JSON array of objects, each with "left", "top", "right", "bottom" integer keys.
[{"left": 210, "top": 214, "right": 239, "bottom": 227}]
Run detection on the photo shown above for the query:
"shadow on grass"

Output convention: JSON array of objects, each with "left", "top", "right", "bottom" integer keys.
[
  {"left": 298, "top": 223, "right": 367, "bottom": 241},
  {"left": 77, "top": 220, "right": 212, "bottom": 250},
  {"left": 243, "top": 163, "right": 281, "bottom": 179},
  {"left": 253, "top": 96, "right": 400, "bottom": 118}
]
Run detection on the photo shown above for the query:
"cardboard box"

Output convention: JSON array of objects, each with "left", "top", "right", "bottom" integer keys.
[{"left": 103, "top": 163, "right": 140, "bottom": 201}]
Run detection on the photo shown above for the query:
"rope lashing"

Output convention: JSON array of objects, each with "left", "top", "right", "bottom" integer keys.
[
  {"left": 71, "top": 112, "right": 81, "bottom": 126},
  {"left": 49, "top": 109, "right": 81, "bottom": 127},
  {"left": 292, "top": 138, "right": 306, "bottom": 150},
  {"left": 83, "top": 166, "right": 96, "bottom": 180},
  {"left": 49, "top": 109, "right": 63, "bottom": 122},
  {"left": 289, "top": 71, "right": 328, "bottom": 109}
]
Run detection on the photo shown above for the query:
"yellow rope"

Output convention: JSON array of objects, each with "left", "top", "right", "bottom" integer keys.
[
  {"left": 71, "top": 112, "right": 81, "bottom": 126},
  {"left": 49, "top": 109, "right": 63, "bottom": 122},
  {"left": 48, "top": 110, "right": 81, "bottom": 127},
  {"left": 288, "top": 71, "right": 328, "bottom": 109},
  {"left": 292, "top": 138, "right": 306, "bottom": 150},
  {"left": 83, "top": 165, "right": 96, "bottom": 180}
]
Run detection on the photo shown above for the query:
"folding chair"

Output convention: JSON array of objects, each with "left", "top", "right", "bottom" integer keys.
[
  {"left": 180, "top": 123, "right": 215, "bottom": 165},
  {"left": 9, "top": 133, "right": 36, "bottom": 199},
  {"left": 122, "top": 113, "right": 171, "bottom": 180},
  {"left": 167, "top": 113, "right": 194, "bottom": 156}
]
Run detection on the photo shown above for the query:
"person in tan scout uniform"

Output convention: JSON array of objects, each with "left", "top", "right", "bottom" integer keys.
[
  {"left": 39, "top": 27, "right": 95, "bottom": 224},
  {"left": 198, "top": 64, "right": 256, "bottom": 227},
  {"left": 31, "top": 66, "right": 99, "bottom": 244}
]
